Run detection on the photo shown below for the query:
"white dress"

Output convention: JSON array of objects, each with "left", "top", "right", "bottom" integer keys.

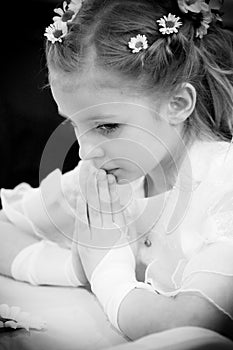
[{"left": 1, "top": 140, "right": 233, "bottom": 322}]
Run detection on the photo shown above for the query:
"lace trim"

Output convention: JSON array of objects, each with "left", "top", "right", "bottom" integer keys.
[
  {"left": 182, "top": 269, "right": 233, "bottom": 285},
  {"left": 212, "top": 212, "right": 233, "bottom": 237}
]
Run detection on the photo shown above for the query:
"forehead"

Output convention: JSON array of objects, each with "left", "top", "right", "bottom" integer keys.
[{"left": 50, "top": 70, "right": 156, "bottom": 119}]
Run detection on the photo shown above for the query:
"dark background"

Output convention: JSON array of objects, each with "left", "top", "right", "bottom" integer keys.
[
  {"left": 1, "top": 0, "right": 233, "bottom": 197},
  {"left": 1, "top": 0, "right": 80, "bottom": 197}
]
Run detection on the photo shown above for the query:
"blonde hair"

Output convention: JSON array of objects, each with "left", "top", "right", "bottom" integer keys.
[{"left": 46, "top": 0, "right": 233, "bottom": 143}]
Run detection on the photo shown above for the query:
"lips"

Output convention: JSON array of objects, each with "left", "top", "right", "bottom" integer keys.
[{"left": 104, "top": 168, "right": 119, "bottom": 174}]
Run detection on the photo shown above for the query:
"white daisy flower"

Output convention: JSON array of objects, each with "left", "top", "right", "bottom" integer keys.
[
  {"left": 0, "top": 304, "right": 46, "bottom": 331},
  {"left": 53, "top": 1, "right": 68, "bottom": 21},
  {"left": 128, "top": 34, "right": 149, "bottom": 54},
  {"left": 157, "top": 13, "right": 182, "bottom": 35},
  {"left": 68, "top": 0, "right": 83, "bottom": 14},
  {"left": 178, "top": 0, "right": 209, "bottom": 14},
  {"left": 196, "top": 21, "right": 210, "bottom": 38},
  {"left": 53, "top": 0, "right": 82, "bottom": 23},
  {"left": 44, "top": 20, "right": 68, "bottom": 44}
]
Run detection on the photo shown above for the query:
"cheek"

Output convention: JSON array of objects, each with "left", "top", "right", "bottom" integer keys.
[{"left": 102, "top": 137, "right": 160, "bottom": 172}]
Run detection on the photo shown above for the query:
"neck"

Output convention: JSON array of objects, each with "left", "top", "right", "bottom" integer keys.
[{"left": 145, "top": 138, "right": 193, "bottom": 197}]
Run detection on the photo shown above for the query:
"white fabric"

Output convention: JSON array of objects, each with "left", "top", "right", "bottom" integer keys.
[
  {"left": 2, "top": 140, "right": 233, "bottom": 326},
  {"left": 0, "top": 167, "right": 80, "bottom": 246},
  {"left": 138, "top": 141, "right": 233, "bottom": 323},
  {"left": 0, "top": 274, "right": 127, "bottom": 350},
  {"left": 11, "top": 240, "right": 82, "bottom": 286},
  {"left": 0, "top": 303, "right": 46, "bottom": 331},
  {"left": 0, "top": 161, "right": 144, "bottom": 290},
  {"left": 90, "top": 240, "right": 155, "bottom": 331},
  {"left": 0, "top": 162, "right": 144, "bottom": 246},
  {"left": 106, "top": 327, "right": 233, "bottom": 350},
  {"left": 2, "top": 275, "right": 232, "bottom": 350}
]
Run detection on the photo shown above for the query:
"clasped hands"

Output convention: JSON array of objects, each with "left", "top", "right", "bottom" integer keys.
[{"left": 71, "top": 161, "right": 137, "bottom": 286}]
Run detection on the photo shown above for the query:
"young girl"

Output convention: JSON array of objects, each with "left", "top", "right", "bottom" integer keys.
[{"left": 1, "top": 0, "right": 233, "bottom": 342}]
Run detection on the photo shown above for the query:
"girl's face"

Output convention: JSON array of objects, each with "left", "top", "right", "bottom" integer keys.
[{"left": 50, "top": 72, "right": 183, "bottom": 184}]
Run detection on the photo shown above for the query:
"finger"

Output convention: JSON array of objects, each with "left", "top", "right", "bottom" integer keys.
[
  {"left": 108, "top": 174, "right": 127, "bottom": 234},
  {"left": 86, "top": 170, "right": 102, "bottom": 229},
  {"left": 77, "top": 160, "right": 96, "bottom": 203},
  {"left": 97, "top": 169, "right": 113, "bottom": 227},
  {"left": 74, "top": 194, "right": 90, "bottom": 246}
]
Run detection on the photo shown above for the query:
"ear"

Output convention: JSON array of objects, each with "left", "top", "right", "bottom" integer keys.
[{"left": 167, "top": 83, "right": 196, "bottom": 126}]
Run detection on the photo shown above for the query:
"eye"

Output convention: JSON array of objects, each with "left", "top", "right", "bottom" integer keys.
[{"left": 96, "top": 123, "right": 120, "bottom": 135}]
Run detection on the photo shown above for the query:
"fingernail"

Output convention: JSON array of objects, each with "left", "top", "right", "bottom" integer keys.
[
  {"left": 107, "top": 174, "right": 115, "bottom": 184},
  {"left": 97, "top": 169, "right": 106, "bottom": 181}
]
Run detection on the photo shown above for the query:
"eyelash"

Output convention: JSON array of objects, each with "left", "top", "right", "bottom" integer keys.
[
  {"left": 62, "top": 119, "right": 120, "bottom": 136},
  {"left": 96, "top": 123, "right": 120, "bottom": 135}
]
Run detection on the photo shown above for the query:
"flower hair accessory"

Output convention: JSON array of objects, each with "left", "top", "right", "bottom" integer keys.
[
  {"left": 44, "top": 20, "right": 68, "bottom": 44},
  {"left": 44, "top": 0, "right": 84, "bottom": 44},
  {"left": 128, "top": 34, "right": 149, "bottom": 53},
  {"left": 157, "top": 13, "right": 183, "bottom": 35},
  {"left": 177, "top": 0, "right": 224, "bottom": 38}
]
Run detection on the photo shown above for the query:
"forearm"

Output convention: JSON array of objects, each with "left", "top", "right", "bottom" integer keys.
[
  {"left": 118, "top": 288, "right": 177, "bottom": 340},
  {"left": 0, "top": 210, "right": 39, "bottom": 277},
  {"left": 117, "top": 288, "right": 233, "bottom": 341}
]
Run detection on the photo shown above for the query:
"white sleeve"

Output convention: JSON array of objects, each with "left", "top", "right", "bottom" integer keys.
[
  {"left": 11, "top": 240, "right": 83, "bottom": 287},
  {"left": 0, "top": 165, "right": 80, "bottom": 243}
]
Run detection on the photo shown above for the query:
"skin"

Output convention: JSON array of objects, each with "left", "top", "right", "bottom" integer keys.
[
  {"left": 71, "top": 155, "right": 233, "bottom": 342},
  {"left": 50, "top": 69, "right": 233, "bottom": 340},
  {"left": 50, "top": 69, "right": 196, "bottom": 195},
  {"left": 0, "top": 68, "right": 195, "bottom": 279}
]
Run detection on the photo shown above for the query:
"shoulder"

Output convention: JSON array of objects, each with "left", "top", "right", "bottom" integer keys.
[
  {"left": 189, "top": 140, "right": 233, "bottom": 185},
  {"left": 178, "top": 141, "right": 233, "bottom": 255},
  {"left": 183, "top": 240, "right": 233, "bottom": 279}
]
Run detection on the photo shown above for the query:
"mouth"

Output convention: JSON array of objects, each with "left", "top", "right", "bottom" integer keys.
[{"left": 104, "top": 168, "right": 119, "bottom": 175}]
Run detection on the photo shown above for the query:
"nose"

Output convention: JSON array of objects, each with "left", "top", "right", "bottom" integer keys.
[{"left": 78, "top": 137, "right": 105, "bottom": 160}]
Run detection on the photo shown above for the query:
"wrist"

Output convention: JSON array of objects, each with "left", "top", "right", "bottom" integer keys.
[{"left": 90, "top": 244, "right": 155, "bottom": 332}]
